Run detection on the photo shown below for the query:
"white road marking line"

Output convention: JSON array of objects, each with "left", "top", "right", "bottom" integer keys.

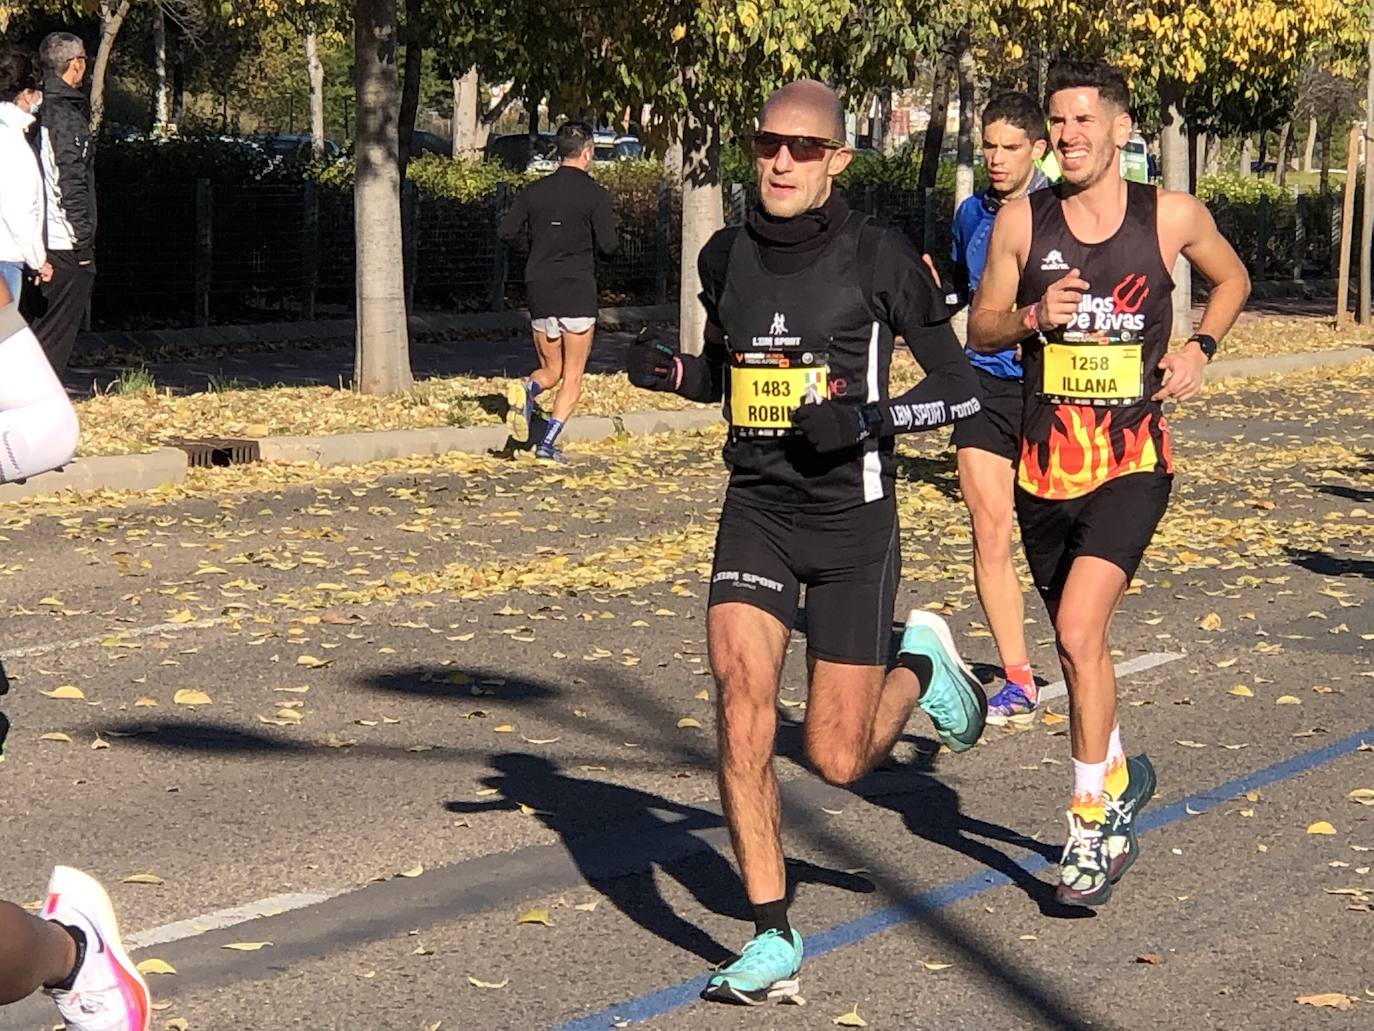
[
  {"left": 125, "top": 891, "right": 344, "bottom": 950},
  {"left": 0, "top": 617, "right": 230, "bottom": 660},
  {"left": 114, "top": 650, "right": 1190, "bottom": 953},
  {"left": 1037, "top": 651, "right": 1185, "bottom": 703}
]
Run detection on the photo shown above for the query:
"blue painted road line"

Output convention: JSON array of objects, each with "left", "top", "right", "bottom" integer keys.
[{"left": 551, "top": 723, "right": 1374, "bottom": 1031}]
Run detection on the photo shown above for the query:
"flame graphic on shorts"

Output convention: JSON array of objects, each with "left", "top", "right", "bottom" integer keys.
[{"left": 1018, "top": 406, "right": 1172, "bottom": 500}]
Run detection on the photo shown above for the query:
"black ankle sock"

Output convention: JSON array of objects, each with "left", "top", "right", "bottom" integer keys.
[
  {"left": 48, "top": 924, "right": 86, "bottom": 991},
  {"left": 752, "top": 898, "right": 791, "bottom": 938},
  {"left": 896, "top": 652, "right": 933, "bottom": 698}
]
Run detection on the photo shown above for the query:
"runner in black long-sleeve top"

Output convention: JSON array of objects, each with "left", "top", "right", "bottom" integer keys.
[
  {"left": 498, "top": 121, "right": 618, "bottom": 461},
  {"left": 625, "top": 79, "right": 986, "bottom": 1006}
]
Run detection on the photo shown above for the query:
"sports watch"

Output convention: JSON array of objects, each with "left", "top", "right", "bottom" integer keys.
[{"left": 1187, "top": 333, "right": 1217, "bottom": 361}]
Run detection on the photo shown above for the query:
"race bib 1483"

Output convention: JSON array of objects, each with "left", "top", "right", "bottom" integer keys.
[{"left": 728, "top": 351, "right": 829, "bottom": 438}]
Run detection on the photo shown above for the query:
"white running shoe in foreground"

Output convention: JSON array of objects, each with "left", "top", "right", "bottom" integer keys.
[{"left": 41, "top": 866, "right": 151, "bottom": 1031}]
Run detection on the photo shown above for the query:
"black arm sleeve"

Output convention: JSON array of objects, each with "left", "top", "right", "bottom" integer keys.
[
  {"left": 496, "top": 190, "right": 527, "bottom": 245},
  {"left": 869, "top": 230, "right": 981, "bottom": 433},
  {"left": 48, "top": 106, "right": 95, "bottom": 255},
  {"left": 593, "top": 187, "right": 619, "bottom": 255}
]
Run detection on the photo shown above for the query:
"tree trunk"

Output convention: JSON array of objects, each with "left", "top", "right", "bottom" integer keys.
[
  {"left": 451, "top": 66, "right": 484, "bottom": 158},
  {"left": 1361, "top": 9, "right": 1374, "bottom": 325},
  {"left": 1190, "top": 128, "right": 1202, "bottom": 193},
  {"left": 527, "top": 96, "right": 540, "bottom": 139},
  {"left": 954, "top": 30, "right": 976, "bottom": 210},
  {"left": 873, "top": 87, "right": 892, "bottom": 154},
  {"left": 678, "top": 71, "right": 722, "bottom": 358},
  {"left": 1304, "top": 113, "right": 1318, "bottom": 171},
  {"left": 1336, "top": 121, "right": 1360, "bottom": 327},
  {"left": 917, "top": 54, "right": 953, "bottom": 195},
  {"left": 1256, "top": 132, "right": 1268, "bottom": 177},
  {"left": 396, "top": 0, "right": 423, "bottom": 175},
  {"left": 353, "top": 0, "right": 412, "bottom": 394},
  {"left": 1275, "top": 121, "right": 1291, "bottom": 188},
  {"left": 89, "top": 0, "right": 132, "bottom": 135},
  {"left": 1158, "top": 80, "right": 1192, "bottom": 338},
  {"left": 152, "top": 3, "right": 169, "bottom": 130},
  {"left": 1238, "top": 136, "right": 1252, "bottom": 177},
  {"left": 1204, "top": 134, "right": 1220, "bottom": 175},
  {"left": 171, "top": 53, "right": 184, "bottom": 124},
  {"left": 305, "top": 24, "right": 326, "bottom": 157},
  {"left": 1320, "top": 116, "right": 1334, "bottom": 194}
]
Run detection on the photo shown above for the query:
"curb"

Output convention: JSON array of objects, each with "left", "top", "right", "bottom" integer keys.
[
  {"left": 256, "top": 407, "right": 723, "bottom": 466},
  {"left": 1205, "top": 345, "right": 1373, "bottom": 382},
  {"left": 5, "top": 344, "right": 1370, "bottom": 502},
  {"left": 0, "top": 447, "right": 187, "bottom": 503}
]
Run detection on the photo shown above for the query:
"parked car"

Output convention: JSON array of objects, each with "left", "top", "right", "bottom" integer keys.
[
  {"left": 261, "top": 133, "right": 342, "bottom": 161},
  {"left": 409, "top": 129, "right": 452, "bottom": 158},
  {"left": 593, "top": 131, "right": 644, "bottom": 162},
  {"left": 486, "top": 132, "right": 556, "bottom": 172}
]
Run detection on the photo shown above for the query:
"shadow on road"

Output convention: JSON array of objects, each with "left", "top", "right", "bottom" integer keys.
[
  {"left": 1287, "top": 546, "right": 1374, "bottom": 580},
  {"left": 446, "top": 752, "right": 872, "bottom": 965},
  {"left": 99, "top": 657, "right": 1098, "bottom": 1028}
]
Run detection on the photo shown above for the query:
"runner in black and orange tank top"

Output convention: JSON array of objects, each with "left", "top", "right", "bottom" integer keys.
[{"left": 967, "top": 61, "right": 1250, "bottom": 908}]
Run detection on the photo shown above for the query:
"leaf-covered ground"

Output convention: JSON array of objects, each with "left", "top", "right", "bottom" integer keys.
[{"left": 67, "top": 313, "right": 1373, "bottom": 459}]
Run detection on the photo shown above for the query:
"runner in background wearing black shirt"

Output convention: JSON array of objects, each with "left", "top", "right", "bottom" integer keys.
[
  {"left": 498, "top": 121, "right": 618, "bottom": 462},
  {"left": 628, "top": 80, "right": 985, "bottom": 1005},
  {"left": 970, "top": 61, "right": 1249, "bottom": 907}
]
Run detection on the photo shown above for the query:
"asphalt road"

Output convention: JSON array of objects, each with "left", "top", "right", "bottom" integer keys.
[{"left": 2, "top": 359, "right": 1372, "bottom": 1030}]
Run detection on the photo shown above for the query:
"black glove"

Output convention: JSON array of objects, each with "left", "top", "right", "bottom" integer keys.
[
  {"left": 792, "top": 401, "right": 882, "bottom": 453},
  {"left": 626, "top": 333, "right": 681, "bottom": 391}
]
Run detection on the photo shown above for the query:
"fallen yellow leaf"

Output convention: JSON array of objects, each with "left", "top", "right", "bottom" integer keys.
[
  {"left": 516, "top": 908, "right": 552, "bottom": 926},
  {"left": 467, "top": 976, "right": 509, "bottom": 989},
  {"left": 1275, "top": 695, "right": 1301, "bottom": 705},
  {"left": 1306, "top": 821, "right": 1337, "bottom": 835},
  {"left": 173, "top": 689, "right": 211, "bottom": 707},
  {"left": 41, "top": 685, "right": 86, "bottom": 700},
  {"left": 39, "top": 732, "right": 72, "bottom": 743},
  {"left": 833, "top": 1006, "right": 868, "bottom": 1027},
  {"left": 136, "top": 958, "right": 177, "bottom": 975},
  {"left": 221, "top": 942, "right": 272, "bottom": 951},
  {"left": 1348, "top": 788, "right": 1374, "bottom": 806},
  {"left": 1199, "top": 612, "right": 1222, "bottom": 631},
  {"left": 398, "top": 865, "right": 424, "bottom": 878},
  {"left": 1228, "top": 685, "right": 1254, "bottom": 698},
  {"left": 677, "top": 717, "right": 702, "bottom": 729},
  {"left": 1295, "top": 993, "right": 1352, "bottom": 1010},
  {"left": 122, "top": 873, "right": 165, "bottom": 885}
]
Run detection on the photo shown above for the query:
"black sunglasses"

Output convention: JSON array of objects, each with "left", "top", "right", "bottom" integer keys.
[{"left": 752, "top": 131, "right": 845, "bottom": 162}]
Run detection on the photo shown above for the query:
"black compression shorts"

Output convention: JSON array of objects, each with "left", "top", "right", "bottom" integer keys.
[
  {"left": 951, "top": 367, "right": 1022, "bottom": 461},
  {"left": 708, "top": 495, "right": 900, "bottom": 665},
  {"left": 1015, "top": 472, "right": 1172, "bottom": 600}
]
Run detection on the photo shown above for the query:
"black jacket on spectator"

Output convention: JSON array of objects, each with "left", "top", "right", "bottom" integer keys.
[
  {"left": 35, "top": 74, "right": 96, "bottom": 259},
  {"left": 498, "top": 165, "right": 618, "bottom": 319}
]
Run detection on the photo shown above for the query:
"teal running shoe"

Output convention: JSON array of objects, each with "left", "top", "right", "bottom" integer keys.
[
  {"left": 701, "top": 928, "right": 803, "bottom": 1005},
  {"left": 900, "top": 609, "right": 987, "bottom": 752},
  {"left": 1105, "top": 753, "right": 1157, "bottom": 884}
]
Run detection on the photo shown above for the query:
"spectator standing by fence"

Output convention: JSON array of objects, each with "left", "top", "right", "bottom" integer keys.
[
  {"left": 498, "top": 120, "right": 618, "bottom": 462},
  {"left": 0, "top": 46, "right": 50, "bottom": 306},
  {"left": 26, "top": 32, "right": 96, "bottom": 375}
]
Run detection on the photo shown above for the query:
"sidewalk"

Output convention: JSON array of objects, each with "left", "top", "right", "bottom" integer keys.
[{"left": 66, "top": 281, "right": 1349, "bottom": 398}]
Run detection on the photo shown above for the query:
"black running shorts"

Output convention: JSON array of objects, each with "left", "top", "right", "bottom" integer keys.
[
  {"left": 950, "top": 367, "right": 1022, "bottom": 461},
  {"left": 1015, "top": 472, "right": 1172, "bottom": 600},
  {"left": 708, "top": 494, "right": 900, "bottom": 665}
]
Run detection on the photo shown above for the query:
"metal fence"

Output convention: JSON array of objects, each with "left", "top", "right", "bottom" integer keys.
[{"left": 89, "top": 180, "right": 1354, "bottom": 331}]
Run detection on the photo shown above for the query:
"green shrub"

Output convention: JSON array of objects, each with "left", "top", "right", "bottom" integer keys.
[{"left": 1197, "top": 173, "right": 1289, "bottom": 205}]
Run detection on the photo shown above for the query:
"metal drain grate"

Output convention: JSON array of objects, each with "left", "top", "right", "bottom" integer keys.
[{"left": 168, "top": 437, "right": 262, "bottom": 468}]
